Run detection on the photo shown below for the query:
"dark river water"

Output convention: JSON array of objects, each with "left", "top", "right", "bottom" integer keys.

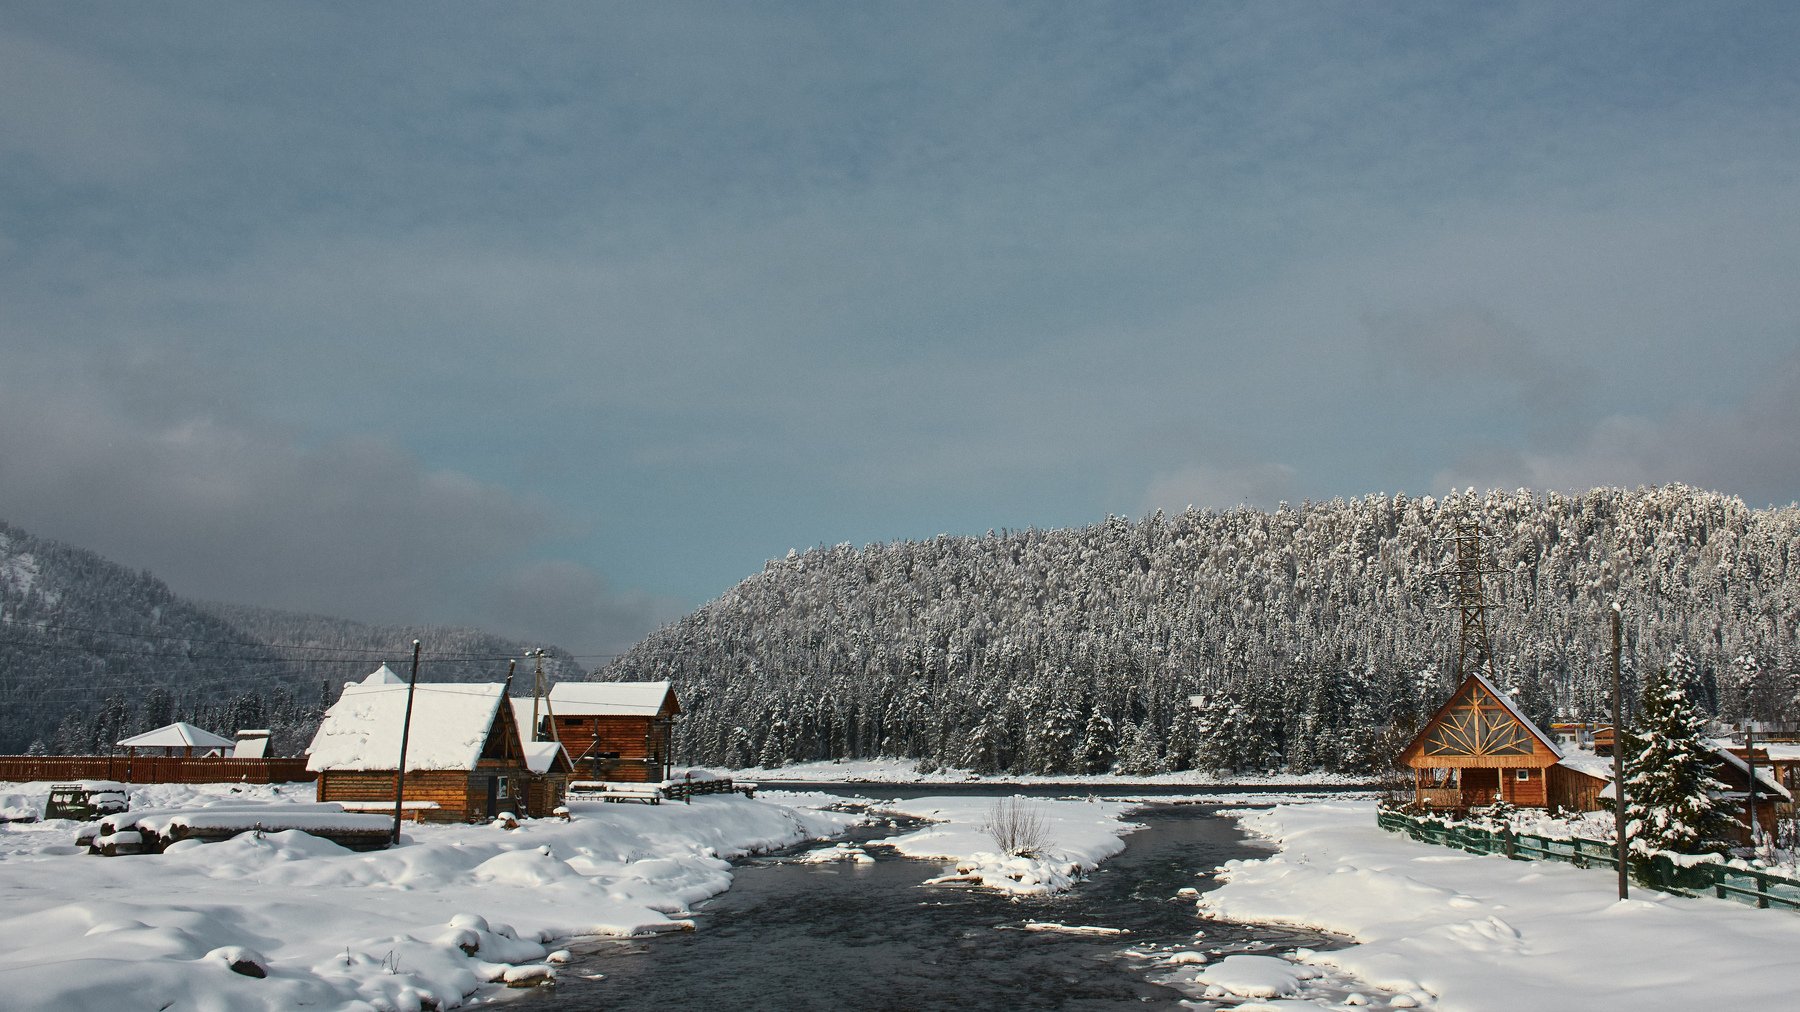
[{"left": 544, "top": 791, "right": 1339, "bottom": 1010}]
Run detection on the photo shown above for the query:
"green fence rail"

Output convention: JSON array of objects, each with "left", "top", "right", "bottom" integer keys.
[{"left": 1376, "top": 810, "right": 1800, "bottom": 911}]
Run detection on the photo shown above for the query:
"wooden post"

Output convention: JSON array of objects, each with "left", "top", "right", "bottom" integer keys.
[
  {"left": 391, "top": 641, "right": 422, "bottom": 846},
  {"left": 1609, "top": 603, "right": 1628, "bottom": 900}
]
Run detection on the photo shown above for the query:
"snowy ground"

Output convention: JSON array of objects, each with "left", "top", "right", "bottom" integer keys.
[
  {"left": 0, "top": 780, "right": 858, "bottom": 1010},
  {"left": 1199, "top": 799, "right": 1800, "bottom": 1012},
  {"left": 732, "top": 757, "right": 1371, "bottom": 787}
]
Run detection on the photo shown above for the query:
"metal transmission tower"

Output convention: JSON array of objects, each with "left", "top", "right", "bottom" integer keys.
[{"left": 1444, "top": 518, "right": 1502, "bottom": 681}]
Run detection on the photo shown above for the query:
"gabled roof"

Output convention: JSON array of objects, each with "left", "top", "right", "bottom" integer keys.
[
  {"left": 1399, "top": 671, "right": 1563, "bottom": 765},
  {"left": 117, "top": 722, "right": 234, "bottom": 749},
  {"left": 546, "top": 680, "right": 680, "bottom": 717},
  {"left": 306, "top": 682, "right": 506, "bottom": 773}
]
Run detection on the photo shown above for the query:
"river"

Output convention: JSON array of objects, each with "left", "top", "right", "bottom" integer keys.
[{"left": 545, "top": 788, "right": 1349, "bottom": 1010}]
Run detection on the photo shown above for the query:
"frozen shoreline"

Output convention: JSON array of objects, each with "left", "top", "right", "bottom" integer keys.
[
  {"left": 0, "top": 780, "right": 859, "bottom": 1010},
  {"left": 1202, "top": 799, "right": 1800, "bottom": 1012},
  {"left": 731, "top": 757, "right": 1374, "bottom": 788}
]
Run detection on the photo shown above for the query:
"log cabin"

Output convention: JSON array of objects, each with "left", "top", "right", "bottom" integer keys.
[
  {"left": 1398, "top": 672, "right": 1579, "bottom": 811},
  {"left": 538, "top": 681, "right": 681, "bottom": 783},
  {"left": 1401, "top": 671, "right": 1790, "bottom": 843},
  {"left": 306, "top": 679, "right": 540, "bottom": 823}
]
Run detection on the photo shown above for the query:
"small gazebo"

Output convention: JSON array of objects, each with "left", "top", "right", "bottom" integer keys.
[{"left": 117, "top": 722, "right": 235, "bottom": 758}]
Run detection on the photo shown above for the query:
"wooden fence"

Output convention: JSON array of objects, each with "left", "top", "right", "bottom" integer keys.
[
  {"left": 1377, "top": 809, "right": 1800, "bottom": 911},
  {"left": 0, "top": 755, "right": 311, "bottom": 785}
]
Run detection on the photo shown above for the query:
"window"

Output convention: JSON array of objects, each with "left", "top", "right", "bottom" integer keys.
[
  {"left": 1515, "top": 769, "right": 1531, "bottom": 781},
  {"left": 495, "top": 776, "right": 509, "bottom": 797}
]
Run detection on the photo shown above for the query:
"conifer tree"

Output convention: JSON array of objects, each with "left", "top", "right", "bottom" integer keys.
[{"left": 1622, "top": 658, "right": 1740, "bottom": 863}]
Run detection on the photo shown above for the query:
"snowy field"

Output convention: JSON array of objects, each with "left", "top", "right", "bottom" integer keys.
[
  {"left": 733, "top": 757, "right": 1371, "bottom": 787},
  {"left": 0, "top": 780, "right": 858, "bottom": 1010},
  {"left": 1201, "top": 799, "right": 1800, "bottom": 1012}
]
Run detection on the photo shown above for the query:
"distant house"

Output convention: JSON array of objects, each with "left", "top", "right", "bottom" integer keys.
[
  {"left": 538, "top": 681, "right": 681, "bottom": 783},
  {"left": 1400, "top": 671, "right": 1790, "bottom": 842},
  {"left": 117, "top": 722, "right": 234, "bottom": 758},
  {"left": 306, "top": 675, "right": 539, "bottom": 823}
]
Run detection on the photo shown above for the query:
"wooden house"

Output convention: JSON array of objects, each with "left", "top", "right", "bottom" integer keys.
[
  {"left": 1401, "top": 672, "right": 1791, "bottom": 842},
  {"left": 539, "top": 681, "right": 681, "bottom": 783},
  {"left": 306, "top": 680, "right": 541, "bottom": 823},
  {"left": 1398, "top": 672, "right": 1579, "bottom": 811}
]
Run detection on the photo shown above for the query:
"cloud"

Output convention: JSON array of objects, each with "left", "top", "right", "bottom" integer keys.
[
  {"left": 1143, "top": 461, "right": 1301, "bottom": 514},
  {"left": 1433, "top": 349, "right": 1800, "bottom": 507},
  {"left": 485, "top": 560, "right": 688, "bottom": 661},
  {"left": 0, "top": 352, "right": 664, "bottom": 655}
]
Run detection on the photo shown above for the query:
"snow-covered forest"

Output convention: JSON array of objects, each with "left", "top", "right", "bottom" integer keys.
[{"left": 603, "top": 486, "right": 1800, "bottom": 777}]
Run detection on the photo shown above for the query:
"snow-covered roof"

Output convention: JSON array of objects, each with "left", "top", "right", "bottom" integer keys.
[
  {"left": 351, "top": 663, "right": 407, "bottom": 687},
  {"left": 506, "top": 697, "right": 574, "bottom": 774},
  {"left": 306, "top": 682, "right": 506, "bottom": 773},
  {"left": 117, "top": 722, "right": 234, "bottom": 750},
  {"left": 1554, "top": 749, "right": 1615, "bottom": 782},
  {"left": 521, "top": 740, "right": 568, "bottom": 775},
  {"left": 1713, "top": 745, "right": 1792, "bottom": 801},
  {"left": 546, "top": 680, "right": 678, "bottom": 717}
]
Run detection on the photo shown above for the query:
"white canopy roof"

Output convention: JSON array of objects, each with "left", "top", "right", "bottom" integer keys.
[
  {"left": 546, "top": 680, "right": 677, "bottom": 717},
  {"left": 117, "top": 722, "right": 234, "bottom": 749},
  {"left": 354, "top": 663, "right": 406, "bottom": 686},
  {"left": 306, "top": 682, "right": 506, "bottom": 773}
]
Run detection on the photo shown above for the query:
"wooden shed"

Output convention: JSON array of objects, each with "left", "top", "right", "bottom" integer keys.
[
  {"left": 508, "top": 696, "right": 574, "bottom": 815},
  {"left": 540, "top": 681, "right": 681, "bottom": 783},
  {"left": 306, "top": 680, "right": 539, "bottom": 823}
]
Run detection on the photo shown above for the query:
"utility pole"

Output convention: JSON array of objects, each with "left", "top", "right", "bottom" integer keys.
[
  {"left": 1746, "top": 725, "right": 1759, "bottom": 853},
  {"left": 529, "top": 649, "right": 546, "bottom": 742},
  {"left": 391, "top": 640, "right": 422, "bottom": 847},
  {"left": 1609, "top": 604, "right": 1628, "bottom": 900}
]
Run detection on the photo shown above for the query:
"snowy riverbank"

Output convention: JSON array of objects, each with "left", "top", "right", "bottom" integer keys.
[
  {"left": 732, "top": 757, "right": 1372, "bottom": 788},
  {"left": 1201, "top": 799, "right": 1800, "bottom": 1011},
  {"left": 0, "top": 780, "right": 858, "bottom": 1010}
]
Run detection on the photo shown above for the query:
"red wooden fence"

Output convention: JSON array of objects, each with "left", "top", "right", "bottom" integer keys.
[{"left": 0, "top": 755, "right": 311, "bottom": 784}]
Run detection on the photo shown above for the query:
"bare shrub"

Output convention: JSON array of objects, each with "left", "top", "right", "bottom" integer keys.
[{"left": 982, "top": 796, "right": 1048, "bottom": 858}]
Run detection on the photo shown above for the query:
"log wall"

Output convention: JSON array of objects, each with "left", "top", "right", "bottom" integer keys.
[{"left": 552, "top": 715, "right": 671, "bottom": 782}]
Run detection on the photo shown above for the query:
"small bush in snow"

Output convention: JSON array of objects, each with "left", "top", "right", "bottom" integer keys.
[{"left": 982, "top": 797, "right": 1048, "bottom": 858}]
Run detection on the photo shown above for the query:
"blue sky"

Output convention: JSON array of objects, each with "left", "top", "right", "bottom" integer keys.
[{"left": 2, "top": 3, "right": 1797, "bottom": 657}]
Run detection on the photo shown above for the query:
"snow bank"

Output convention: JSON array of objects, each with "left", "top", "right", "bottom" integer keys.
[
  {"left": 732, "top": 756, "right": 1370, "bottom": 787},
  {"left": 1202, "top": 799, "right": 1800, "bottom": 1011},
  {"left": 870, "top": 794, "right": 1140, "bottom": 894},
  {"left": 0, "top": 779, "right": 859, "bottom": 1009}
]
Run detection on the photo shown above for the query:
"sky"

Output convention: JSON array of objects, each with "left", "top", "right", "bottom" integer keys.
[{"left": 2, "top": 2, "right": 1797, "bottom": 660}]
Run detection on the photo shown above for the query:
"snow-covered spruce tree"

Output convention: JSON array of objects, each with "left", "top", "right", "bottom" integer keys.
[
  {"left": 1621, "top": 656, "right": 1740, "bottom": 865},
  {"left": 1077, "top": 710, "right": 1116, "bottom": 774}
]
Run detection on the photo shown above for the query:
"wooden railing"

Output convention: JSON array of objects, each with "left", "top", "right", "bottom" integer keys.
[{"left": 0, "top": 755, "right": 311, "bottom": 785}]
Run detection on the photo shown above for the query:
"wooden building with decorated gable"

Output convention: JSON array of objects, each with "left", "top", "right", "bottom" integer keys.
[
  {"left": 1399, "top": 671, "right": 1602, "bottom": 812},
  {"left": 306, "top": 669, "right": 556, "bottom": 823}
]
